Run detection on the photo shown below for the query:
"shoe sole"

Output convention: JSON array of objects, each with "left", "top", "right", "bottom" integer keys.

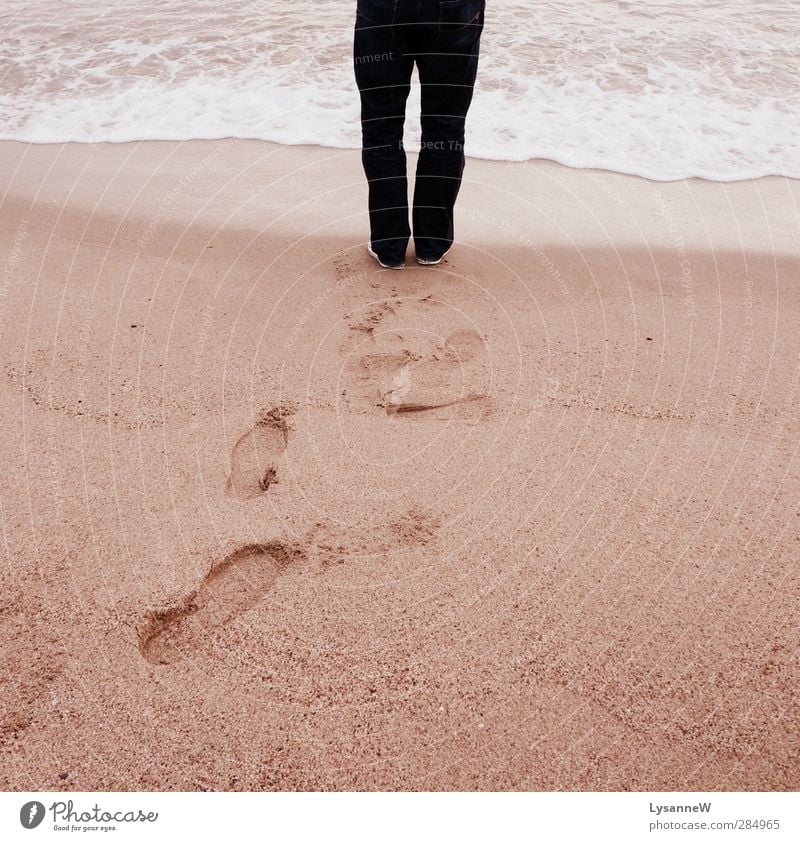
[{"left": 416, "top": 248, "right": 451, "bottom": 266}]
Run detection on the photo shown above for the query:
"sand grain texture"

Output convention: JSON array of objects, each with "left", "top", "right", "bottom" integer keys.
[{"left": 0, "top": 139, "right": 798, "bottom": 791}]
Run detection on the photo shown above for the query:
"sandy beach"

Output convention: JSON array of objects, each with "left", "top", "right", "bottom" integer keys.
[{"left": 0, "top": 138, "right": 798, "bottom": 791}]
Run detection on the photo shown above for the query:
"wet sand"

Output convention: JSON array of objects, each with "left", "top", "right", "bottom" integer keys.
[{"left": 0, "top": 139, "right": 798, "bottom": 790}]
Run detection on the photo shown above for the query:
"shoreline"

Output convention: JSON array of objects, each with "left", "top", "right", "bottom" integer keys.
[
  {"left": 5, "top": 136, "right": 799, "bottom": 185},
  {"left": 2, "top": 137, "right": 799, "bottom": 256}
]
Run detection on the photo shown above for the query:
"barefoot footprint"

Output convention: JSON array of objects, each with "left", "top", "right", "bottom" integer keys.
[
  {"left": 139, "top": 541, "right": 305, "bottom": 665},
  {"left": 226, "top": 407, "right": 292, "bottom": 499}
]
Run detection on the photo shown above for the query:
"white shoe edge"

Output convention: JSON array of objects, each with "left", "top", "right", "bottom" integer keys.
[
  {"left": 367, "top": 245, "right": 405, "bottom": 270},
  {"left": 415, "top": 247, "right": 451, "bottom": 266}
]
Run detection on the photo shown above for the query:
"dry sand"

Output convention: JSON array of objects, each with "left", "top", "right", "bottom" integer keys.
[{"left": 0, "top": 139, "right": 798, "bottom": 791}]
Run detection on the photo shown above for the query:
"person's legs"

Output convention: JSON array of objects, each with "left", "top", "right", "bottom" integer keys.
[
  {"left": 354, "top": 1, "right": 415, "bottom": 266},
  {"left": 412, "top": 0, "right": 484, "bottom": 262}
]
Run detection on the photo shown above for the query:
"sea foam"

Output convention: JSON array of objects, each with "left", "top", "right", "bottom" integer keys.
[{"left": 2, "top": 0, "right": 798, "bottom": 180}]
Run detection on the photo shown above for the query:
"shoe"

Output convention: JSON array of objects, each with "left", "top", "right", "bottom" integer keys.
[
  {"left": 416, "top": 247, "right": 451, "bottom": 266},
  {"left": 367, "top": 244, "right": 404, "bottom": 270}
]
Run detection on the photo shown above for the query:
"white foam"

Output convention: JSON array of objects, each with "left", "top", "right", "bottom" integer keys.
[{"left": 2, "top": 0, "right": 799, "bottom": 180}]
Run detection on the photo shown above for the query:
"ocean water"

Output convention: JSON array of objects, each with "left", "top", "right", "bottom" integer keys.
[{"left": 1, "top": 0, "right": 798, "bottom": 180}]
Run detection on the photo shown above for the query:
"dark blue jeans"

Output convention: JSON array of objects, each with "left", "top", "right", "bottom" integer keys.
[{"left": 354, "top": 0, "right": 485, "bottom": 264}]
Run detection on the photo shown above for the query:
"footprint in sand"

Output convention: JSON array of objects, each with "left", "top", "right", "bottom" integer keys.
[
  {"left": 339, "top": 299, "right": 405, "bottom": 356},
  {"left": 344, "top": 350, "right": 421, "bottom": 408},
  {"left": 380, "top": 328, "right": 491, "bottom": 415},
  {"left": 226, "top": 406, "right": 293, "bottom": 499},
  {"left": 339, "top": 296, "right": 491, "bottom": 416},
  {"left": 139, "top": 541, "right": 305, "bottom": 665}
]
